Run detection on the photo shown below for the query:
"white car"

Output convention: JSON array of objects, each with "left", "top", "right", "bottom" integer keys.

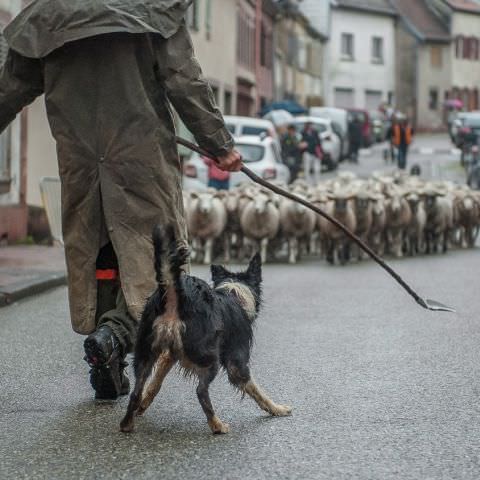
[
  {"left": 183, "top": 135, "right": 290, "bottom": 189},
  {"left": 223, "top": 115, "right": 280, "bottom": 146},
  {"left": 309, "top": 107, "right": 350, "bottom": 159},
  {"left": 292, "top": 116, "right": 342, "bottom": 170}
]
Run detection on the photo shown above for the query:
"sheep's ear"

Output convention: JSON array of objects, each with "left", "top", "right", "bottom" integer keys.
[
  {"left": 190, "top": 192, "right": 199, "bottom": 199},
  {"left": 214, "top": 190, "right": 227, "bottom": 200}
]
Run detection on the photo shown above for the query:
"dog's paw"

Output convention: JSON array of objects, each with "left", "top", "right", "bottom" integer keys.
[
  {"left": 120, "top": 417, "right": 135, "bottom": 433},
  {"left": 209, "top": 416, "right": 230, "bottom": 434},
  {"left": 271, "top": 404, "right": 293, "bottom": 417}
]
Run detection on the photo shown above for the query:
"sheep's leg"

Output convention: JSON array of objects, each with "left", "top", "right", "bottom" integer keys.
[
  {"left": 224, "top": 234, "right": 231, "bottom": 264},
  {"left": 204, "top": 238, "right": 214, "bottom": 265},
  {"left": 260, "top": 238, "right": 269, "bottom": 264},
  {"left": 288, "top": 237, "right": 297, "bottom": 264}
]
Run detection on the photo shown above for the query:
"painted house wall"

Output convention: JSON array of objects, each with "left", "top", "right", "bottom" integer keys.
[
  {"left": 417, "top": 43, "right": 451, "bottom": 129},
  {"left": 0, "top": 0, "right": 27, "bottom": 241},
  {"left": 326, "top": 7, "right": 395, "bottom": 110},
  {"left": 189, "top": 0, "right": 238, "bottom": 114},
  {"left": 450, "top": 11, "right": 480, "bottom": 89}
]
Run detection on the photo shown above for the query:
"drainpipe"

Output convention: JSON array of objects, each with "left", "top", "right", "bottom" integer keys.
[{"left": 255, "top": 0, "right": 262, "bottom": 114}]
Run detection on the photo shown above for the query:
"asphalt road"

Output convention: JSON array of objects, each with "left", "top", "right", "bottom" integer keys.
[
  {"left": 1, "top": 247, "right": 479, "bottom": 480},
  {"left": 1, "top": 136, "right": 479, "bottom": 479}
]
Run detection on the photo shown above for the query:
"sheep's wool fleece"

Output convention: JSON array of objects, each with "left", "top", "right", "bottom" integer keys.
[{"left": 0, "top": 0, "right": 233, "bottom": 334}]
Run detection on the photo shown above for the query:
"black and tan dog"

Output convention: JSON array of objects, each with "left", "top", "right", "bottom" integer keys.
[{"left": 120, "top": 225, "right": 292, "bottom": 434}]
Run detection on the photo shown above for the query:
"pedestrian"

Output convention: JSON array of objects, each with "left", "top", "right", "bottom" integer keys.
[
  {"left": 392, "top": 117, "right": 414, "bottom": 170},
  {"left": 301, "top": 122, "right": 323, "bottom": 184},
  {"left": 0, "top": 0, "right": 242, "bottom": 400},
  {"left": 203, "top": 155, "right": 231, "bottom": 190},
  {"left": 348, "top": 115, "right": 363, "bottom": 163},
  {"left": 281, "top": 124, "right": 305, "bottom": 183}
]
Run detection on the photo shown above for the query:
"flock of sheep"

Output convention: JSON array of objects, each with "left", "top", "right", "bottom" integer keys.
[{"left": 184, "top": 171, "right": 480, "bottom": 265}]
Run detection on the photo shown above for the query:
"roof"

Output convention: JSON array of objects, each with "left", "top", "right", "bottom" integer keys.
[
  {"left": 333, "top": 0, "right": 397, "bottom": 16},
  {"left": 392, "top": 0, "right": 451, "bottom": 42},
  {"left": 444, "top": 0, "right": 480, "bottom": 13}
]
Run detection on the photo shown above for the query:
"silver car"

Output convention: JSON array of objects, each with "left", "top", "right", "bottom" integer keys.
[{"left": 183, "top": 135, "right": 291, "bottom": 189}]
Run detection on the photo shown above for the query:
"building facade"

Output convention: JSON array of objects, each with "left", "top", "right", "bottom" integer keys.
[
  {"left": 0, "top": 0, "right": 27, "bottom": 243},
  {"left": 426, "top": 0, "right": 480, "bottom": 111},
  {"left": 325, "top": 0, "right": 396, "bottom": 111},
  {"left": 274, "top": 0, "right": 325, "bottom": 107},
  {"left": 188, "top": 0, "right": 238, "bottom": 115},
  {"left": 393, "top": 0, "right": 451, "bottom": 130}
]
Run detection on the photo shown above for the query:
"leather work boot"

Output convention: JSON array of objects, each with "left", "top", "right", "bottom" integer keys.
[{"left": 84, "top": 325, "right": 130, "bottom": 400}]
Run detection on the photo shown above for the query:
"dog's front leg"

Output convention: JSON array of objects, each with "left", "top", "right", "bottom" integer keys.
[{"left": 196, "top": 365, "right": 229, "bottom": 434}]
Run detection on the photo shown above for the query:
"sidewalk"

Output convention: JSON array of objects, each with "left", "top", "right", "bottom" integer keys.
[{"left": 0, "top": 246, "right": 66, "bottom": 307}]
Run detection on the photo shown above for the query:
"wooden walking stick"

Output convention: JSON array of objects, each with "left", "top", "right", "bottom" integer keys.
[{"left": 176, "top": 136, "right": 455, "bottom": 313}]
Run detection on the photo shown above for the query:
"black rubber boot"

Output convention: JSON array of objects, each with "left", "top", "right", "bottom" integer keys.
[{"left": 84, "top": 325, "right": 130, "bottom": 400}]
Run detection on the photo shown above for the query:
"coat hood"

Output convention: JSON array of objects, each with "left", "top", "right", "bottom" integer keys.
[{"left": 4, "top": 0, "right": 192, "bottom": 58}]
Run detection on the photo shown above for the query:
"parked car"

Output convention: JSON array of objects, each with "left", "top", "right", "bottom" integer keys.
[
  {"left": 348, "top": 109, "right": 373, "bottom": 147},
  {"left": 453, "top": 112, "right": 480, "bottom": 148},
  {"left": 183, "top": 135, "right": 290, "bottom": 188},
  {"left": 224, "top": 115, "right": 279, "bottom": 142},
  {"left": 309, "top": 107, "right": 350, "bottom": 160},
  {"left": 291, "top": 116, "right": 341, "bottom": 171}
]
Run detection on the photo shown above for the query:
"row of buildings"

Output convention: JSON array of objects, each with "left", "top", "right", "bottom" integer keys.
[
  {"left": 186, "top": 0, "right": 480, "bottom": 129},
  {"left": 2, "top": 0, "right": 480, "bottom": 242}
]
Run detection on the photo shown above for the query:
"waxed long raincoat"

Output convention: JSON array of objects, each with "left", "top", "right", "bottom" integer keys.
[{"left": 0, "top": 0, "right": 234, "bottom": 334}]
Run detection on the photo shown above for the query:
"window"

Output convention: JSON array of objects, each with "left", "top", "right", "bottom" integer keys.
[
  {"left": 224, "top": 90, "right": 232, "bottom": 115},
  {"left": 186, "top": 0, "right": 199, "bottom": 31},
  {"left": 471, "top": 37, "right": 479, "bottom": 60},
  {"left": 429, "top": 88, "right": 439, "bottom": 110},
  {"left": 430, "top": 45, "right": 442, "bottom": 67},
  {"left": 371, "top": 37, "right": 383, "bottom": 63},
  {"left": 341, "top": 33, "right": 354, "bottom": 60},
  {"left": 260, "top": 23, "right": 273, "bottom": 68},
  {"left": 287, "top": 33, "right": 298, "bottom": 66}
]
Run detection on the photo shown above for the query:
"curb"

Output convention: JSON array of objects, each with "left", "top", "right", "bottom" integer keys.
[{"left": 0, "top": 271, "right": 67, "bottom": 307}]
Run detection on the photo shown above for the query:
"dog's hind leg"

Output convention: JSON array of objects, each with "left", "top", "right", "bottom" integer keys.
[
  {"left": 120, "top": 359, "right": 155, "bottom": 433},
  {"left": 227, "top": 363, "right": 292, "bottom": 417},
  {"left": 136, "top": 351, "right": 175, "bottom": 417},
  {"left": 196, "top": 365, "right": 229, "bottom": 434}
]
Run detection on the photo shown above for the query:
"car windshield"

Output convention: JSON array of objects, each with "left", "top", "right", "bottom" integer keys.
[
  {"left": 235, "top": 144, "right": 265, "bottom": 162},
  {"left": 294, "top": 122, "right": 327, "bottom": 134},
  {"left": 464, "top": 116, "right": 480, "bottom": 128},
  {"left": 241, "top": 126, "right": 269, "bottom": 136}
]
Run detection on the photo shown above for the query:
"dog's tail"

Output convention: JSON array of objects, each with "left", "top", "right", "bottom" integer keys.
[
  {"left": 152, "top": 224, "right": 189, "bottom": 289},
  {"left": 151, "top": 225, "right": 189, "bottom": 352}
]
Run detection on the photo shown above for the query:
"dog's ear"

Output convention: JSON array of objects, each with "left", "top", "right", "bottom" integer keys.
[
  {"left": 247, "top": 253, "right": 262, "bottom": 280},
  {"left": 211, "top": 264, "right": 229, "bottom": 282}
]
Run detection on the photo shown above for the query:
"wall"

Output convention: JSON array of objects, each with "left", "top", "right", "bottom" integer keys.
[
  {"left": 326, "top": 8, "right": 395, "bottom": 110},
  {"left": 417, "top": 43, "right": 451, "bottom": 129},
  {"left": 189, "top": 0, "right": 238, "bottom": 114},
  {"left": 394, "top": 24, "right": 417, "bottom": 123},
  {"left": 450, "top": 11, "right": 480, "bottom": 90},
  {"left": 26, "top": 98, "right": 57, "bottom": 207}
]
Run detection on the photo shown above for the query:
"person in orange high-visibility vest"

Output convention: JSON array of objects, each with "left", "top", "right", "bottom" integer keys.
[{"left": 392, "top": 118, "right": 414, "bottom": 170}]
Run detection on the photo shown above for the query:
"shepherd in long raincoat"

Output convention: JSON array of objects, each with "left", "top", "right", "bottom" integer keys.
[{"left": 0, "top": 0, "right": 242, "bottom": 399}]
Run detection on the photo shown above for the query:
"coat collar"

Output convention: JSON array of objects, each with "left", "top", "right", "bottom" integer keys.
[{"left": 4, "top": 0, "right": 192, "bottom": 58}]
